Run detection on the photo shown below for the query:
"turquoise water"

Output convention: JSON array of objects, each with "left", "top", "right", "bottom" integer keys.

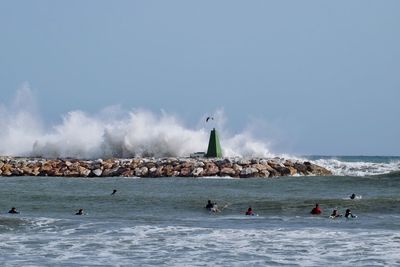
[{"left": 1, "top": 156, "right": 400, "bottom": 266}]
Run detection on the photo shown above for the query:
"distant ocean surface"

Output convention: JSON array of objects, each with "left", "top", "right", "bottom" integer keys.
[{"left": 1, "top": 156, "right": 400, "bottom": 266}]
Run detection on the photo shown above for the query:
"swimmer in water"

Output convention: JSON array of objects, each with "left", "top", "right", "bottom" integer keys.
[
  {"left": 111, "top": 189, "right": 117, "bottom": 195},
  {"left": 330, "top": 209, "right": 341, "bottom": 218},
  {"left": 205, "top": 200, "right": 214, "bottom": 210},
  {"left": 350, "top": 193, "right": 356, "bottom": 200},
  {"left": 75, "top": 209, "right": 84, "bottom": 215},
  {"left": 345, "top": 208, "right": 356, "bottom": 218},
  {"left": 245, "top": 207, "right": 254, "bottom": 216},
  {"left": 310, "top": 203, "right": 322, "bottom": 215},
  {"left": 8, "top": 207, "right": 19, "bottom": 214}
]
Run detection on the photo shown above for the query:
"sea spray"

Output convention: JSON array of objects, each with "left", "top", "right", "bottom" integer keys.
[
  {"left": 311, "top": 157, "right": 400, "bottom": 177},
  {"left": 0, "top": 86, "right": 274, "bottom": 159}
]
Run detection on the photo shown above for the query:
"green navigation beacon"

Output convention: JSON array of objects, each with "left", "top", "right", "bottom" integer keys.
[{"left": 206, "top": 128, "right": 223, "bottom": 158}]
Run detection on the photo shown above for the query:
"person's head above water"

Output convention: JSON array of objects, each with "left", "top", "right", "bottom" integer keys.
[
  {"left": 8, "top": 207, "right": 19, "bottom": 214},
  {"left": 350, "top": 193, "right": 356, "bottom": 199}
]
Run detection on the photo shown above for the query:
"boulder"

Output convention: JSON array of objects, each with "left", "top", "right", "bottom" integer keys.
[
  {"left": 288, "top": 166, "right": 298, "bottom": 176},
  {"left": 78, "top": 166, "right": 91, "bottom": 177},
  {"left": 220, "top": 167, "right": 236, "bottom": 177},
  {"left": 149, "top": 167, "right": 157, "bottom": 175},
  {"left": 240, "top": 167, "right": 259, "bottom": 178},
  {"left": 252, "top": 163, "right": 268, "bottom": 171},
  {"left": 121, "top": 169, "right": 134, "bottom": 177},
  {"left": 92, "top": 168, "right": 103, "bottom": 177},
  {"left": 204, "top": 164, "right": 219, "bottom": 176},
  {"left": 294, "top": 162, "right": 308, "bottom": 174},
  {"left": 238, "top": 159, "right": 251, "bottom": 166},
  {"left": 232, "top": 164, "right": 243, "bottom": 172},
  {"left": 139, "top": 166, "right": 149, "bottom": 177},
  {"left": 180, "top": 167, "right": 191, "bottom": 177},
  {"left": 259, "top": 169, "right": 270, "bottom": 178},
  {"left": 308, "top": 163, "right": 332, "bottom": 176},
  {"left": 164, "top": 165, "right": 175, "bottom": 176},
  {"left": 275, "top": 166, "right": 291, "bottom": 176},
  {"left": 102, "top": 166, "right": 124, "bottom": 177},
  {"left": 155, "top": 166, "right": 164, "bottom": 177},
  {"left": 192, "top": 167, "right": 204, "bottom": 177},
  {"left": 195, "top": 161, "right": 205, "bottom": 168}
]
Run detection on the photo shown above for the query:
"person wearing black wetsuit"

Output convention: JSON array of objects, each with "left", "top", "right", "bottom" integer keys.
[
  {"left": 75, "top": 209, "right": 84, "bottom": 215},
  {"left": 205, "top": 200, "right": 214, "bottom": 210},
  {"left": 330, "top": 209, "right": 341, "bottom": 218},
  {"left": 345, "top": 209, "right": 356, "bottom": 218},
  {"left": 8, "top": 207, "right": 19, "bottom": 214}
]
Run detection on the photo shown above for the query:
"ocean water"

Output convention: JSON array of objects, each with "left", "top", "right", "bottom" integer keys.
[{"left": 1, "top": 156, "right": 400, "bottom": 266}]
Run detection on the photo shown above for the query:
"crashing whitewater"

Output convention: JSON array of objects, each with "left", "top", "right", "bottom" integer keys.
[{"left": 0, "top": 85, "right": 399, "bottom": 177}]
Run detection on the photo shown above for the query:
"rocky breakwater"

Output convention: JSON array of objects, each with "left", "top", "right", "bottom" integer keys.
[{"left": 0, "top": 157, "right": 332, "bottom": 178}]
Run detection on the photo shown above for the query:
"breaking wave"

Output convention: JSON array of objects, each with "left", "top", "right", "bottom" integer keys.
[
  {"left": 311, "top": 158, "right": 400, "bottom": 177},
  {"left": 0, "top": 85, "right": 273, "bottom": 159},
  {"left": 1, "top": 85, "right": 399, "bottom": 178}
]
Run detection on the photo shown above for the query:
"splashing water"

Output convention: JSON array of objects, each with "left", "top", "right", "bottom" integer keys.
[
  {"left": 312, "top": 158, "right": 400, "bottom": 177},
  {"left": 1, "top": 85, "right": 399, "bottom": 177},
  {"left": 0, "top": 85, "right": 273, "bottom": 159}
]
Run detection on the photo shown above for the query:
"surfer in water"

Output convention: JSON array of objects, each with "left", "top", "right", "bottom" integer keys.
[
  {"left": 205, "top": 200, "right": 214, "bottom": 210},
  {"left": 330, "top": 209, "right": 341, "bottom": 218},
  {"left": 8, "top": 207, "right": 19, "bottom": 214},
  {"left": 75, "top": 209, "right": 84, "bottom": 215},
  {"left": 350, "top": 193, "right": 356, "bottom": 200},
  {"left": 205, "top": 200, "right": 220, "bottom": 212},
  {"left": 345, "top": 209, "right": 356, "bottom": 218},
  {"left": 245, "top": 207, "right": 254, "bottom": 216},
  {"left": 310, "top": 204, "right": 322, "bottom": 215},
  {"left": 211, "top": 203, "right": 221, "bottom": 212},
  {"left": 111, "top": 189, "right": 117, "bottom": 195}
]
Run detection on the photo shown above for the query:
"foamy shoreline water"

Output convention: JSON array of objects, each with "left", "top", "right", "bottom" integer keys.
[{"left": 0, "top": 156, "right": 331, "bottom": 178}]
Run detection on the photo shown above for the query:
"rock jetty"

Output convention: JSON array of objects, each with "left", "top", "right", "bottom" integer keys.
[{"left": 0, "top": 157, "right": 331, "bottom": 178}]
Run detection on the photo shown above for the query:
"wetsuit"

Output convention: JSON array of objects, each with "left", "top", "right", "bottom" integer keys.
[
  {"left": 245, "top": 210, "right": 254, "bottom": 216},
  {"left": 205, "top": 203, "right": 214, "bottom": 210},
  {"left": 8, "top": 210, "right": 19, "bottom": 214}
]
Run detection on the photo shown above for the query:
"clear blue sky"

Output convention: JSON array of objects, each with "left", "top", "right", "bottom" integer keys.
[{"left": 1, "top": 1, "right": 399, "bottom": 156}]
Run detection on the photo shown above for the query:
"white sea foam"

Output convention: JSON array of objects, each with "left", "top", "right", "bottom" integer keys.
[
  {"left": 313, "top": 158, "right": 400, "bottom": 177},
  {"left": 0, "top": 86, "right": 274, "bottom": 159},
  {"left": 1, "top": 224, "right": 400, "bottom": 266}
]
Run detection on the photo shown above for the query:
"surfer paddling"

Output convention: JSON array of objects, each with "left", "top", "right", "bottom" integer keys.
[
  {"left": 75, "top": 209, "right": 84, "bottom": 215},
  {"left": 330, "top": 209, "right": 342, "bottom": 218}
]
